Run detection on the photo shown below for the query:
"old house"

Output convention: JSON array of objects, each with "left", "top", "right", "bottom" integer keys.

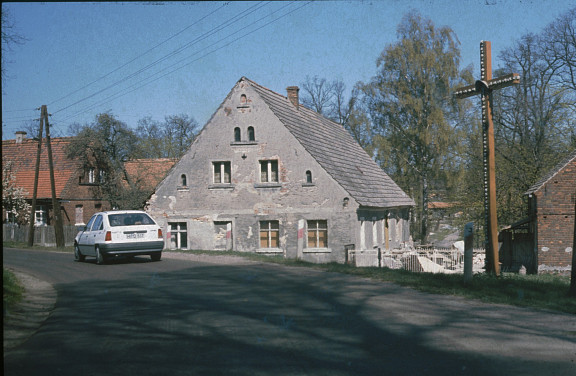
[
  {"left": 2, "top": 132, "right": 175, "bottom": 227},
  {"left": 147, "top": 77, "right": 415, "bottom": 263},
  {"left": 500, "top": 149, "right": 576, "bottom": 274},
  {"left": 2, "top": 132, "right": 108, "bottom": 227}
]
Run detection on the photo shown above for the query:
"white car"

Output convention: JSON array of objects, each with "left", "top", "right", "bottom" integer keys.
[{"left": 74, "top": 210, "right": 164, "bottom": 264}]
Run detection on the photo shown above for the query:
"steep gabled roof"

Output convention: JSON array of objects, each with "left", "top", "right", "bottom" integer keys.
[
  {"left": 243, "top": 77, "right": 415, "bottom": 208},
  {"left": 525, "top": 149, "right": 576, "bottom": 195},
  {"left": 2, "top": 137, "right": 77, "bottom": 199}
]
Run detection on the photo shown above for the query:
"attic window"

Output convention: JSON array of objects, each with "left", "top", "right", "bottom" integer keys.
[
  {"left": 248, "top": 126, "right": 255, "bottom": 141},
  {"left": 88, "top": 168, "right": 96, "bottom": 184},
  {"left": 240, "top": 94, "right": 247, "bottom": 104},
  {"left": 234, "top": 127, "right": 241, "bottom": 142},
  {"left": 180, "top": 174, "right": 187, "bottom": 187}
]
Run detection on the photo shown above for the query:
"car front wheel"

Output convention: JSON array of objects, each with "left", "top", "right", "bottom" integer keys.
[
  {"left": 74, "top": 244, "right": 85, "bottom": 262},
  {"left": 96, "top": 246, "right": 106, "bottom": 265}
]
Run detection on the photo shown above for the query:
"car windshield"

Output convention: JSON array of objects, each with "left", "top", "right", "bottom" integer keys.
[{"left": 109, "top": 213, "right": 156, "bottom": 227}]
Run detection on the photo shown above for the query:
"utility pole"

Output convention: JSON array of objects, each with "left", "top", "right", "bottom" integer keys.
[
  {"left": 454, "top": 41, "right": 520, "bottom": 276},
  {"left": 44, "top": 105, "right": 65, "bottom": 248},
  {"left": 27, "top": 108, "right": 44, "bottom": 246}
]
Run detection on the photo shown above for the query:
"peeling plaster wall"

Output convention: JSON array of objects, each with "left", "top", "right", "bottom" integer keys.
[{"left": 147, "top": 81, "right": 410, "bottom": 263}]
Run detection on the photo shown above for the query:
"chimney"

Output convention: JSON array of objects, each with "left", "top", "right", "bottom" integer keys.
[
  {"left": 15, "top": 131, "right": 27, "bottom": 144},
  {"left": 286, "top": 86, "right": 300, "bottom": 110}
]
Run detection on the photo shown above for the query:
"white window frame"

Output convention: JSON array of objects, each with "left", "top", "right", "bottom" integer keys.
[
  {"left": 169, "top": 222, "right": 188, "bottom": 250},
  {"left": 259, "top": 160, "right": 278, "bottom": 183},
  {"left": 213, "top": 161, "right": 231, "bottom": 184}
]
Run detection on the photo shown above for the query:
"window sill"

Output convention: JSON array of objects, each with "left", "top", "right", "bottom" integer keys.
[
  {"left": 79, "top": 183, "right": 99, "bottom": 186},
  {"left": 254, "top": 183, "right": 281, "bottom": 189},
  {"left": 177, "top": 186, "right": 189, "bottom": 191},
  {"left": 230, "top": 141, "right": 258, "bottom": 146},
  {"left": 208, "top": 184, "right": 235, "bottom": 190},
  {"left": 256, "top": 248, "right": 283, "bottom": 254},
  {"left": 301, "top": 183, "right": 315, "bottom": 187},
  {"left": 303, "top": 248, "right": 332, "bottom": 253}
]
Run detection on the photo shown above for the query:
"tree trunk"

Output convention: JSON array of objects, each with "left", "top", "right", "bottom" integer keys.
[{"left": 569, "top": 197, "right": 576, "bottom": 297}]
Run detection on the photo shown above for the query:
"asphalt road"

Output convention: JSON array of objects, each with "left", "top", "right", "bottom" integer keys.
[{"left": 3, "top": 248, "right": 576, "bottom": 376}]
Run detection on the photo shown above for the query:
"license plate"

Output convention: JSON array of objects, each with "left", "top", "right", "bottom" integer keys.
[{"left": 126, "top": 233, "right": 145, "bottom": 239}]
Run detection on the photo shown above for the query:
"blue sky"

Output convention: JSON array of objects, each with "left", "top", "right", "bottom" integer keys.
[{"left": 2, "top": 1, "right": 574, "bottom": 140}]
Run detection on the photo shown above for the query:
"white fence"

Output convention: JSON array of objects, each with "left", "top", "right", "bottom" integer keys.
[{"left": 348, "top": 247, "right": 486, "bottom": 274}]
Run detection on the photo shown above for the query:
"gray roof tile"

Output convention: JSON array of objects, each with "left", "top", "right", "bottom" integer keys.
[{"left": 243, "top": 77, "right": 415, "bottom": 208}]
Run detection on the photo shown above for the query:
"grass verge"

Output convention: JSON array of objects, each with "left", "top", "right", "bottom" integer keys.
[
  {"left": 3, "top": 268, "right": 24, "bottom": 317},
  {"left": 181, "top": 249, "right": 576, "bottom": 314}
]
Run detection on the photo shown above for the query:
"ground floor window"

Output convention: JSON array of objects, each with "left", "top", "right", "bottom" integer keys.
[
  {"left": 75, "top": 205, "right": 84, "bottom": 225},
  {"left": 307, "top": 220, "right": 328, "bottom": 248},
  {"left": 260, "top": 220, "right": 279, "bottom": 248},
  {"left": 169, "top": 222, "right": 187, "bottom": 249}
]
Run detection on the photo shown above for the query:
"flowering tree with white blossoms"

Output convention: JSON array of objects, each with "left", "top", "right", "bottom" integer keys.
[{"left": 2, "top": 161, "right": 31, "bottom": 224}]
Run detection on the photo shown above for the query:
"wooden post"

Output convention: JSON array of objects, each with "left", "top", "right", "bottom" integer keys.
[
  {"left": 44, "top": 105, "right": 65, "bottom": 248},
  {"left": 454, "top": 41, "right": 520, "bottom": 276},
  {"left": 464, "top": 222, "right": 474, "bottom": 284},
  {"left": 27, "top": 109, "right": 44, "bottom": 246}
]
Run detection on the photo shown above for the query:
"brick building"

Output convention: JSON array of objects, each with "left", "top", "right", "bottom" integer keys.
[
  {"left": 525, "top": 149, "right": 576, "bottom": 273},
  {"left": 2, "top": 132, "right": 174, "bottom": 227},
  {"left": 147, "top": 77, "right": 415, "bottom": 263}
]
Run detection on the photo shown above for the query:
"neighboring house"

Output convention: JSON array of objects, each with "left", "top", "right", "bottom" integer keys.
[
  {"left": 123, "top": 158, "right": 176, "bottom": 201},
  {"left": 500, "top": 149, "right": 576, "bottom": 274},
  {"left": 147, "top": 77, "right": 415, "bottom": 263},
  {"left": 2, "top": 132, "right": 109, "bottom": 226},
  {"left": 2, "top": 132, "right": 175, "bottom": 227}
]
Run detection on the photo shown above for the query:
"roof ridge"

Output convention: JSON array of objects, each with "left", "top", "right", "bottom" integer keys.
[{"left": 525, "top": 149, "right": 576, "bottom": 195}]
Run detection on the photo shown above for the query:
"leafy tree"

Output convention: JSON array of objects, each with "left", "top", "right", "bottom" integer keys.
[
  {"left": 2, "top": 161, "right": 31, "bottom": 224},
  {"left": 361, "top": 11, "right": 471, "bottom": 243},
  {"left": 66, "top": 112, "right": 141, "bottom": 209}
]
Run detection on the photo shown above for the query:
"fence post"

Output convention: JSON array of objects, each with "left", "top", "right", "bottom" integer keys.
[{"left": 464, "top": 222, "right": 474, "bottom": 284}]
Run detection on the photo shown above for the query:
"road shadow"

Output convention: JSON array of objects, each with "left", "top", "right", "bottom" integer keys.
[{"left": 4, "top": 260, "right": 576, "bottom": 375}]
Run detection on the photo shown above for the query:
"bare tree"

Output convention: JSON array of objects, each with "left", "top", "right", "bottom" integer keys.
[{"left": 1, "top": 5, "right": 27, "bottom": 83}]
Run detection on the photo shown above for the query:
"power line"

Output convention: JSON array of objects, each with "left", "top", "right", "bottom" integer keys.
[
  {"left": 56, "top": 1, "right": 312, "bottom": 125},
  {"left": 52, "top": 2, "right": 270, "bottom": 117},
  {"left": 47, "top": 2, "right": 230, "bottom": 108}
]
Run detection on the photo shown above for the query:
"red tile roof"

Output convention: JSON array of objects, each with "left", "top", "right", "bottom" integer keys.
[
  {"left": 123, "top": 158, "right": 176, "bottom": 190},
  {"left": 2, "top": 137, "right": 78, "bottom": 199}
]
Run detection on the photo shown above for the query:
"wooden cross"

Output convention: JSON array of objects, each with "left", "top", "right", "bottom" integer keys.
[{"left": 454, "top": 41, "right": 520, "bottom": 276}]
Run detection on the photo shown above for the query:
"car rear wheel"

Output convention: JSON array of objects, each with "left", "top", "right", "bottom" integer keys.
[
  {"left": 74, "top": 244, "right": 85, "bottom": 262},
  {"left": 150, "top": 252, "right": 161, "bottom": 262},
  {"left": 96, "top": 246, "right": 106, "bottom": 265}
]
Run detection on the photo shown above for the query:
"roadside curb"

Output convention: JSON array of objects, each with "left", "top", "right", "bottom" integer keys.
[{"left": 3, "top": 270, "right": 57, "bottom": 354}]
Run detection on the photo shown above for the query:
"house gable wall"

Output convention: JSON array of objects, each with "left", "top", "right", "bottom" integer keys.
[
  {"left": 534, "top": 158, "right": 576, "bottom": 272},
  {"left": 148, "top": 83, "right": 370, "bottom": 261}
]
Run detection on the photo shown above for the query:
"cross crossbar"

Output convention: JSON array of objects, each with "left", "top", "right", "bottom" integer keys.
[{"left": 454, "top": 73, "right": 521, "bottom": 98}]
